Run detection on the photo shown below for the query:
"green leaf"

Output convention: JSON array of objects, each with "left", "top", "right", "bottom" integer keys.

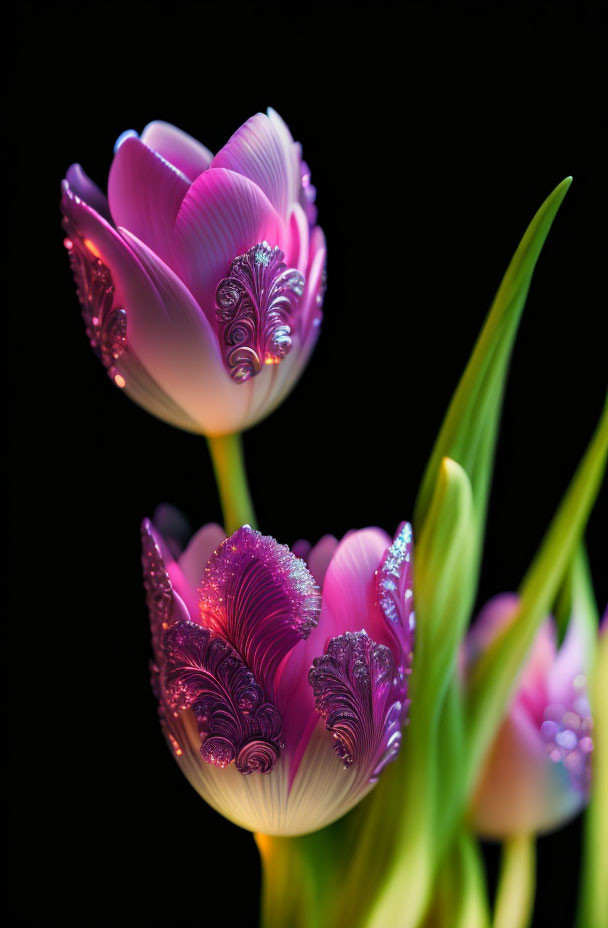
[
  {"left": 355, "top": 459, "right": 474, "bottom": 928},
  {"left": 576, "top": 608, "right": 608, "bottom": 927},
  {"left": 415, "top": 177, "right": 573, "bottom": 593},
  {"left": 465, "top": 395, "right": 608, "bottom": 793},
  {"left": 415, "top": 457, "right": 475, "bottom": 700},
  {"left": 422, "top": 832, "right": 490, "bottom": 928}
]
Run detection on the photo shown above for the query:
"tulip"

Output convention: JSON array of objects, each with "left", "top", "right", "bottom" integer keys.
[
  {"left": 61, "top": 110, "right": 326, "bottom": 436},
  {"left": 467, "top": 594, "right": 594, "bottom": 837},
  {"left": 142, "top": 509, "right": 414, "bottom": 835}
]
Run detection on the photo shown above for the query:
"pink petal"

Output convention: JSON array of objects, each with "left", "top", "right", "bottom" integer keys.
[
  {"left": 178, "top": 522, "right": 226, "bottom": 591},
  {"left": 307, "top": 535, "right": 339, "bottom": 588},
  {"left": 300, "top": 233, "right": 326, "bottom": 340},
  {"left": 318, "top": 528, "right": 393, "bottom": 646},
  {"left": 199, "top": 526, "right": 321, "bottom": 697},
  {"left": 466, "top": 594, "right": 520, "bottom": 664},
  {"left": 63, "top": 182, "right": 253, "bottom": 435},
  {"left": 467, "top": 594, "right": 556, "bottom": 720},
  {"left": 65, "top": 163, "right": 111, "bottom": 222},
  {"left": 108, "top": 136, "right": 190, "bottom": 264},
  {"left": 142, "top": 517, "right": 192, "bottom": 663},
  {"left": 267, "top": 107, "right": 301, "bottom": 208},
  {"left": 288, "top": 203, "right": 310, "bottom": 273},
  {"left": 210, "top": 113, "right": 293, "bottom": 219},
  {"left": 119, "top": 228, "right": 254, "bottom": 435},
  {"left": 309, "top": 630, "right": 405, "bottom": 783},
  {"left": 472, "top": 701, "right": 583, "bottom": 837},
  {"left": 547, "top": 610, "right": 594, "bottom": 706},
  {"left": 172, "top": 167, "right": 285, "bottom": 320},
  {"left": 275, "top": 528, "right": 391, "bottom": 776},
  {"left": 140, "top": 120, "right": 213, "bottom": 181}
]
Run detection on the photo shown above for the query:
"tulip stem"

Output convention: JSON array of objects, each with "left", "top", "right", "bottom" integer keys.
[
  {"left": 493, "top": 834, "right": 535, "bottom": 928},
  {"left": 207, "top": 433, "right": 257, "bottom": 534}
]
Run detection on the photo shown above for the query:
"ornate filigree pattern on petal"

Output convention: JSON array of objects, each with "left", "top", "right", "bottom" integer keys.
[
  {"left": 376, "top": 521, "right": 415, "bottom": 677},
  {"left": 200, "top": 525, "right": 321, "bottom": 693},
  {"left": 309, "top": 630, "right": 406, "bottom": 782},
  {"left": 141, "top": 518, "right": 190, "bottom": 757},
  {"left": 215, "top": 242, "right": 304, "bottom": 383},
  {"left": 62, "top": 211, "right": 127, "bottom": 388},
  {"left": 164, "top": 621, "right": 284, "bottom": 774}
]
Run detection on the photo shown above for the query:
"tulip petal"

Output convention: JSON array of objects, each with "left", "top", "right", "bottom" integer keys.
[
  {"left": 307, "top": 535, "right": 339, "bottom": 588},
  {"left": 108, "top": 136, "right": 190, "bottom": 264},
  {"left": 310, "top": 630, "right": 406, "bottom": 782},
  {"left": 276, "top": 526, "right": 409, "bottom": 784},
  {"left": 65, "top": 163, "right": 111, "bottom": 222},
  {"left": 211, "top": 112, "right": 293, "bottom": 218},
  {"left": 170, "top": 715, "right": 374, "bottom": 835},
  {"left": 319, "top": 528, "right": 393, "bottom": 648},
  {"left": 199, "top": 526, "right": 321, "bottom": 696},
  {"left": 288, "top": 202, "right": 310, "bottom": 273},
  {"left": 141, "top": 120, "right": 213, "bottom": 181},
  {"left": 62, "top": 181, "right": 206, "bottom": 432},
  {"left": 118, "top": 228, "right": 256, "bottom": 436},
  {"left": 163, "top": 621, "right": 284, "bottom": 774},
  {"left": 178, "top": 522, "right": 226, "bottom": 591},
  {"left": 267, "top": 107, "right": 301, "bottom": 209},
  {"left": 172, "top": 167, "right": 285, "bottom": 321},
  {"left": 472, "top": 701, "right": 583, "bottom": 837},
  {"left": 141, "top": 518, "right": 192, "bottom": 660}
]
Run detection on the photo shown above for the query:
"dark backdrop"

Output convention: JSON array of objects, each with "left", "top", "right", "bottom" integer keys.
[{"left": 8, "top": 2, "right": 606, "bottom": 926}]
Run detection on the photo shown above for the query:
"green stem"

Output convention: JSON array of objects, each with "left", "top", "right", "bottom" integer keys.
[
  {"left": 207, "top": 433, "right": 257, "bottom": 533},
  {"left": 493, "top": 835, "right": 535, "bottom": 928}
]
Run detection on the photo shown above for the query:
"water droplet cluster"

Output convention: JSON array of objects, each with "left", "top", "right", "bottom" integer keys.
[{"left": 540, "top": 677, "right": 593, "bottom": 793}]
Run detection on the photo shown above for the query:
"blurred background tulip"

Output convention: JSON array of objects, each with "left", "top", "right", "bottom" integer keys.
[
  {"left": 142, "top": 508, "right": 414, "bottom": 835},
  {"left": 467, "top": 595, "right": 594, "bottom": 838},
  {"left": 61, "top": 111, "right": 326, "bottom": 436}
]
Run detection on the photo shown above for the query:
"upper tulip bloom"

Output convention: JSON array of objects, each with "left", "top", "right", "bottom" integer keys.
[
  {"left": 141, "top": 510, "right": 414, "bottom": 835},
  {"left": 467, "top": 595, "right": 594, "bottom": 837},
  {"left": 61, "top": 111, "right": 326, "bottom": 436}
]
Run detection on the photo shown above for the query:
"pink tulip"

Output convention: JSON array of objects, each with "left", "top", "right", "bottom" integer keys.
[
  {"left": 61, "top": 111, "right": 326, "bottom": 436},
  {"left": 468, "top": 595, "right": 594, "bottom": 837},
  {"left": 142, "top": 508, "right": 415, "bottom": 835}
]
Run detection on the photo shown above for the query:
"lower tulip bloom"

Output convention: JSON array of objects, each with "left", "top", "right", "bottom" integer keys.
[
  {"left": 467, "top": 595, "right": 594, "bottom": 837},
  {"left": 142, "top": 510, "right": 414, "bottom": 835},
  {"left": 61, "top": 110, "right": 325, "bottom": 436}
]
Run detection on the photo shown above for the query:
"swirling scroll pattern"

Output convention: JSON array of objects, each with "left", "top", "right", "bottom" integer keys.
[
  {"left": 164, "top": 621, "right": 284, "bottom": 774},
  {"left": 215, "top": 242, "right": 304, "bottom": 383},
  {"left": 309, "top": 630, "right": 406, "bottom": 783}
]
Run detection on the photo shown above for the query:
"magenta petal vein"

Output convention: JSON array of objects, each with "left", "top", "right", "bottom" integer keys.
[{"left": 215, "top": 242, "right": 305, "bottom": 383}]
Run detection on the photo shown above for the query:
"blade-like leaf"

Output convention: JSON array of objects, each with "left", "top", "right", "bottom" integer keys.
[
  {"left": 576, "top": 612, "right": 608, "bottom": 928},
  {"left": 359, "top": 459, "right": 474, "bottom": 928},
  {"left": 415, "top": 177, "right": 573, "bottom": 590}
]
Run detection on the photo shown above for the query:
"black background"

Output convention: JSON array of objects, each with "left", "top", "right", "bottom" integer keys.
[{"left": 8, "top": 2, "right": 607, "bottom": 926}]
